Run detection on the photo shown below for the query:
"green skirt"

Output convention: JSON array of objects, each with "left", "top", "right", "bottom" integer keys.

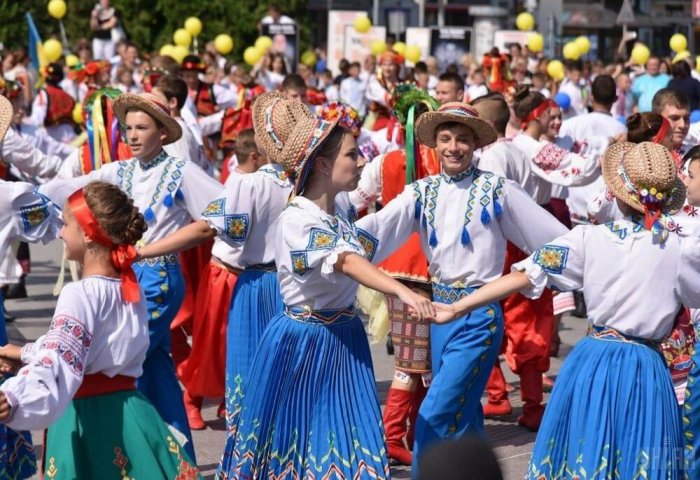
[{"left": 44, "top": 390, "right": 201, "bottom": 479}]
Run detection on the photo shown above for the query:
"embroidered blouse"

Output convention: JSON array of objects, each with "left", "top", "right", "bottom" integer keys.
[
  {"left": 514, "top": 218, "right": 700, "bottom": 340},
  {"left": 202, "top": 163, "right": 292, "bottom": 267},
  {"left": 39, "top": 151, "right": 224, "bottom": 245},
  {"left": 277, "top": 193, "right": 371, "bottom": 310},
  {"left": 1, "top": 276, "right": 150, "bottom": 430},
  {"left": 356, "top": 168, "right": 568, "bottom": 287}
]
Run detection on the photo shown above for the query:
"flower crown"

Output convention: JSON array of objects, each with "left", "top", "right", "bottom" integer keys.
[{"left": 318, "top": 102, "right": 362, "bottom": 138}]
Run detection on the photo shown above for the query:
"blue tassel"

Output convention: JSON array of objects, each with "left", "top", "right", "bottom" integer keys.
[
  {"left": 429, "top": 229, "right": 438, "bottom": 247},
  {"left": 163, "top": 193, "right": 174, "bottom": 208},
  {"left": 481, "top": 207, "right": 491, "bottom": 225},
  {"left": 414, "top": 200, "right": 422, "bottom": 220},
  {"left": 494, "top": 200, "right": 503, "bottom": 218},
  {"left": 175, "top": 189, "right": 184, "bottom": 201},
  {"left": 461, "top": 226, "right": 471, "bottom": 245},
  {"left": 144, "top": 207, "right": 156, "bottom": 224}
]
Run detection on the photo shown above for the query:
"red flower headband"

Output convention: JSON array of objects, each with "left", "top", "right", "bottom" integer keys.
[{"left": 68, "top": 189, "right": 140, "bottom": 303}]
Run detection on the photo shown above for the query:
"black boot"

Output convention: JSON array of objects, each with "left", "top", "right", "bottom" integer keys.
[
  {"left": 5, "top": 276, "right": 27, "bottom": 299},
  {"left": 386, "top": 335, "right": 394, "bottom": 355},
  {"left": 572, "top": 291, "right": 587, "bottom": 318}
]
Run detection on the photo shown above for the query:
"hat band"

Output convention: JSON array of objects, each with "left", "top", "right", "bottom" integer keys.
[
  {"left": 521, "top": 100, "right": 555, "bottom": 129},
  {"left": 264, "top": 98, "right": 285, "bottom": 151},
  {"left": 440, "top": 107, "right": 479, "bottom": 118},
  {"left": 293, "top": 119, "right": 332, "bottom": 171}
]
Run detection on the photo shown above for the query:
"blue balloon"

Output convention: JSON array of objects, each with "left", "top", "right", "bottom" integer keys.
[
  {"left": 690, "top": 109, "right": 700, "bottom": 124},
  {"left": 554, "top": 92, "right": 571, "bottom": 110}
]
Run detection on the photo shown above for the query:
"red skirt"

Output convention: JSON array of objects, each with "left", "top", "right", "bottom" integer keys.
[{"left": 178, "top": 260, "right": 239, "bottom": 398}]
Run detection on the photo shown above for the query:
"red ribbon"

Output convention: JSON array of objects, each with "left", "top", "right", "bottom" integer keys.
[
  {"left": 652, "top": 117, "right": 670, "bottom": 144},
  {"left": 522, "top": 100, "right": 556, "bottom": 129},
  {"left": 644, "top": 204, "right": 663, "bottom": 231},
  {"left": 68, "top": 190, "right": 140, "bottom": 303}
]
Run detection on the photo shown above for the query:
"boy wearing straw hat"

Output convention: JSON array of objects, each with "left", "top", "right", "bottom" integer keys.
[
  {"left": 356, "top": 102, "right": 568, "bottom": 472},
  {"left": 431, "top": 141, "right": 699, "bottom": 479},
  {"left": 38, "top": 91, "right": 225, "bottom": 462}
]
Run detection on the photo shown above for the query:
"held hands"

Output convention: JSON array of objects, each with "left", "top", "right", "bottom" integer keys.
[
  {"left": 0, "top": 345, "right": 22, "bottom": 375},
  {"left": 430, "top": 302, "right": 459, "bottom": 324},
  {"left": 397, "top": 288, "right": 436, "bottom": 320}
]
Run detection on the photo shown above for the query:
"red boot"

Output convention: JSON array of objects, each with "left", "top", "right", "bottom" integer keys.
[
  {"left": 184, "top": 391, "right": 206, "bottom": 430},
  {"left": 383, "top": 388, "right": 413, "bottom": 466},
  {"left": 484, "top": 362, "right": 512, "bottom": 417},
  {"left": 517, "top": 364, "right": 545, "bottom": 432},
  {"left": 406, "top": 382, "right": 427, "bottom": 450},
  {"left": 217, "top": 400, "right": 226, "bottom": 419}
]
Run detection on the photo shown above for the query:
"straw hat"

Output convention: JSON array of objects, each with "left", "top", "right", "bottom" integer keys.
[
  {"left": 0, "top": 95, "right": 12, "bottom": 144},
  {"left": 253, "top": 92, "right": 341, "bottom": 194},
  {"left": 113, "top": 92, "right": 182, "bottom": 145},
  {"left": 601, "top": 141, "right": 686, "bottom": 215},
  {"left": 415, "top": 102, "right": 497, "bottom": 149}
]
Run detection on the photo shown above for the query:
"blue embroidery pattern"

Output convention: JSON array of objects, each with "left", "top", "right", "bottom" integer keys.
[
  {"left": 19, "top": 203, "right": 50, "bottom": 233},
  {"left": 533, "top": 245, "right": 569, "bottom": 274},
  {"left": 290, "top": 251, "right": 310, "bottom": 276},
  {"left": 356, "top": 228, "right": 378, "bottom": 261},
  {"left": 225, "top": 214, "right": 250, "bottom": 242},
  {"left": 604, "top": 220, "right": 644, "bottom": 240},
  {"left": 306, "top": 228, "right": 339, "bottom": 250}
]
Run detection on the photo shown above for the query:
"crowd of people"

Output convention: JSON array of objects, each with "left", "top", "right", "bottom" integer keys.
[{"left": 1, "top": 12, "right": 700, "bottom": 479}]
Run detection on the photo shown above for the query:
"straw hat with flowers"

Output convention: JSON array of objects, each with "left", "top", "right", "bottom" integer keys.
[
  {"left": 601, "top": 141, "right": 685, "bottom": 230},
  {"left": 253, "top": 92, "right": 341, "bottom": 194},
  {"left": 415, "top": 102, "right": 497, "bottom": 149},
  {"left": 0, "top": 95, "right": 12, "bottom": 144},
  {"left": 113, "top": 92, "right": 182, "bottom": 145}
]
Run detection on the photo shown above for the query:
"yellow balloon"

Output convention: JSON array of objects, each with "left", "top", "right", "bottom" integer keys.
[
  {"left": 184, "top": 17, "right": 203, "bottom": 37},
  {"left": 43, "top": 39, "right": 63, "bottom": 62},
  {"left": 392, "top": 41, "right": 406, "bottom": 56},
  {"left": 255, "top": 36, "right": 273, "bottom": 53},
  {"left": 516, "top": 12, "right": 535, "bottom": 31},
  {"left": 171, "top": 45, "right": 189, "bottom": 64},
  {"left": 173, "top": 28, "right": 192, "bottom": 48},
  {"left": 65, "top": 54, "right": 79, "bottom": 68},
  {"left": 670, "top": 34, "right": 688, "bottom": 54},
  {"left": 215, "top": 34, "right": 234, "bottom": 55},
  {"left": 630, "top": 43, "right": 651, "bottom": 66},
  {"left": 574, "top": 36, "right": 590, "bottom": 55},
  {"left": 563, "top": 42, "right": 581, "bottom": 61},
  {"left": 301, "top": 50, "right": 317, "bottom": 67},
  {"left": 160, "top": 44, "right": 175, "bottom": 58},
  {"left": 405, "top": 45, "right": 421, "bottom": 63},
  {"left": 47, "top": 0, "right": 67, "bottom": 20},
  {"left": 527, "top": 33, "right": 544, "bottom": 53},
  {"left": 244, "top": 46, "right": 263, "bottom": 66},
  {"left": 547, "top": 60, "right": 565, "bottom": 81},
  {"left": 72, "top": 103, "right": 83, "bottom": 125},
  {"left": 354, "top": 16, "right": 372, "bottom": 34},
  {"left": 370, "top": 40, "right": 387, "bottom": 56},
  {"left": 673, "top": 50, "right": 690, "bottom": 65}
]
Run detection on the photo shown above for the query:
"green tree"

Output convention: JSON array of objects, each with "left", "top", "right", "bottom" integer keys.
[{"left": 1, "top": 0, "right": 310, "bottom": 61}]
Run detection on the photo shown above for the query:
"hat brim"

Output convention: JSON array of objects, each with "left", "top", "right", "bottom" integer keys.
[
  {"left": 113, "top": 93, "right": 182, "bottom": 145},
  {"left": 252, "top": 92, "right": 290, "bottom": 164},
  {"left": 415, "top": 111, "right": 497, "bottom": 149},
  {"left": 601, "top": 142, "right": 687, "bottom": 214},
  {"left": 0, "top": 95, "right": 12, "bottom": 144},
  {"left": 286, "top": 116, "right": 341, "bottom": 195}
]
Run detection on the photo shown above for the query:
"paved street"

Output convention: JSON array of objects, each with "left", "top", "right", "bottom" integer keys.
[{"left": 7, "top": 240, "right": 586, "bottom": 479}]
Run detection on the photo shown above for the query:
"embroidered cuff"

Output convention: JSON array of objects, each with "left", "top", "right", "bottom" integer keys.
[{"left": 511, "top": 258, "right": 547, "bottom": 299}]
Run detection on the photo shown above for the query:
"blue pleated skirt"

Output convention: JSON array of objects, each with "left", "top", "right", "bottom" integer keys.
[
  {"left": 217, "top": 306, "right": 390, "bottom": 480},
  {"left": 0, "top": 290, "right": 36, "bottom": 479},
  {"left": 132, "top": 259, "right": 196, "bottom": 462},
  {"left": 682, "top": 331, "right": 700, "bottom": 478},
  {"left": 224, "top": 267, "right": 283, "bottom": 431},
  {"left": 528, "top": 327, "right": 683, "bottom": 479}
]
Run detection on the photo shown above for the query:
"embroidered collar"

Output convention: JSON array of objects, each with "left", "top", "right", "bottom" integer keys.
[
  {"left": 258, "top": 162, "right": 291, "bottom": 185},
  {"left": 603, "top": 216, "right": 646, "bottom": 241},
  {"left": 441, "top": 165, "right": 475, "bottom": 184},
  {"left": 138, "top": 150, "right": 169, "bottom": 171}
]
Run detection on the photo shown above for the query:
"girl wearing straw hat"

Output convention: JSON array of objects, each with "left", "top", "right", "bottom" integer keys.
[
  {"left": 432, "top": 141, "right": 699, "bottom": 479},
  {"left": 38, "top": 91, "right": 224, "bottom": 462},
  {"left": 355, "top": 102, "right": 568, "bottom": 474},
  {"left": 217, "top": 93, "right": 435, "bottom": 479}
]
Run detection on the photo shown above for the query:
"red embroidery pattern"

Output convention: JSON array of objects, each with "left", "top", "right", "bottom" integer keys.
[
  {"left": 533, "top": 143, "right": 567, "bottom": 172},
  {"left": 683, "top": 205, "right": 698, "bottom": 217},
  {"left": 39, "top": 315, "right": 92, "bottom": 375}
]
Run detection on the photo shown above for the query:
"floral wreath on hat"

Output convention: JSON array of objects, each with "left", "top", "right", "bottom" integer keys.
[
  {"left": 0, "top": 78, "right": 22, "bottom": 99},
  {"left": 317, "top": 102, "right": 362, "bottom": 138}
]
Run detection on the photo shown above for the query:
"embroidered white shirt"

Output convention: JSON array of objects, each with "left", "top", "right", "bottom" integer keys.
[
  {"left": 514, "top": 218, "right": 700, "bottom": 340},
  {"left": 1, "top": 276, "right": 150, "bottom": 430}
]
